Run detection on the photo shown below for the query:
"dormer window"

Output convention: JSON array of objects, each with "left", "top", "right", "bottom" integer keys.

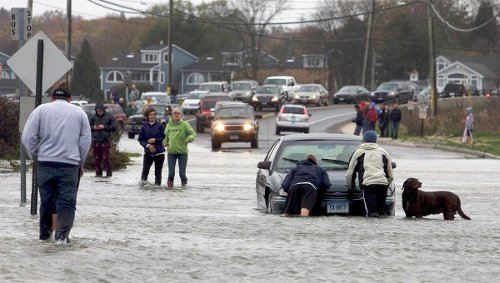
[
  {"left": 143, "top": 52, "right": 158, "bottom": 63},
  {"left": 222, "top": 53, "right": 242, "bottom": 66},
  {"left": 303, "top": 55, "right": 324, "bottom": 68},
  {"left": 437, "top": 59, "right": 445, "bottom": 71}
]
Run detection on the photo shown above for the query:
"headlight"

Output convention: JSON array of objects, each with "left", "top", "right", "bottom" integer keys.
[
  {"left": 370, "top": 92, "right": 375, "bottom": 96},
  {"left": 312, "top": 95, "right": 317, "bottom": 99},
  {"left": 246, "top": 91, "right": 251, "bottom": 96},
  {"left": 389, "top": 91, "right": 396, "bottom": 96},
  {"left": 271, "top": 96, "right": 278, "bottom": 102},
  {"left": 252, "top": 96, "right": 259, "bottom": 102},
  {"left": 294, "top": 94, "right": 300, "bottom": 99},
  {"left": 214, "top": 123, "right": 225, "bottom": 132},
  {"left": 243, "top": 123, "right": 254, "bottom": 131}
]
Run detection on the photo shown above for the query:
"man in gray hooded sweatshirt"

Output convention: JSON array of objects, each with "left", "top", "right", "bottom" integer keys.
[{"left": 345, "top": 131, "right": 393, "bottom": 217}]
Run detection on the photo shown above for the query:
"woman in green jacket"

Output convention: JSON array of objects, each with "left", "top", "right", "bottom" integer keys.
[{"left": 164, "top": 107, "right": 196, "bottom": 188}]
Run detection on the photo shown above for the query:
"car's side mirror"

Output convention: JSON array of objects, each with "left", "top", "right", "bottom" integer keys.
[
  {"left": 255, "top": 114, "right": 263, "bottom": 119},
  {"left": 257, "top": 161, "right": 271, "bottom": 170},
  {"left": 392, "top": 162, "right": 397, "bottom": 169}
]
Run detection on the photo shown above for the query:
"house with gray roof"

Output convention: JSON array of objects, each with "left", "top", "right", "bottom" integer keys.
[
  {"left": 100, "top": 43, "right": 198, "bottom": 100},
  {"left": 0, "top": 52, "right": 18, "bottom": 96},
  {"left": 436, "top": 55, "right": 500, "bottom": 93}
]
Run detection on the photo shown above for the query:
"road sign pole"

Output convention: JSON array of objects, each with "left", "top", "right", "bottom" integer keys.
[
  {"left": 19, "top": 35, "right": 27, "bottom": 206},
  {"left": 30, "top": 39, "right": 44, "bottom": 215}
]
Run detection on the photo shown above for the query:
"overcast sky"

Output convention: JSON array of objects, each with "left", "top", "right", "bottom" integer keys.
[{"left": 3, "top": 0, "right": 320, "bottom": 25}]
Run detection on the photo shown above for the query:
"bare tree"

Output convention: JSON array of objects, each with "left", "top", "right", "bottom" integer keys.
[{"left": 230, "top": 0, "right": 288, "bottom": 80}]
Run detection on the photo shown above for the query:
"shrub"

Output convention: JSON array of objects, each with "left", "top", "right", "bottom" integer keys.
[
  {"left": 402, "top": 97, "right": 500, "bottom": 136},
  {"left": 0, "top": 98, "right": 20, "bottom": 159}
]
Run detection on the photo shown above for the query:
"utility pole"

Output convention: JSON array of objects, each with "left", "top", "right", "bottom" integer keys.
[
  {"left": 428, "top": 0, "right": 438, "bottom": 116},
  {"left": 65, "top": 0, "right": 72, "bottom": 84},
  {"left": 362, "top": 0, "right": 375, "bottom": 88},
  {"left": 28, "top": 0, "right": 33, "bottom": 10},
  {"left": 167, "top": 0, "right": 173, "bottom": 98},
  {"left": 371, "top": 48, "right": 376, "bottom": 90}
]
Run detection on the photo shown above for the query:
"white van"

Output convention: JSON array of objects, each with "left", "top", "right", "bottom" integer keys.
[{"left": 262, "top": 76, "right": 298, "bottom": 100}]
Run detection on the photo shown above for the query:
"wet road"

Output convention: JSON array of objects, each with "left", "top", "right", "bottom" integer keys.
[{"left": 1, "top": 106, "right": 499, "bottom": 281}]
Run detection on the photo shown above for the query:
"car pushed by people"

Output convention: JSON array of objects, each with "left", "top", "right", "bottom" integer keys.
[
  {"left": 210, "top": 102, "right": 262, "bottom": 149},
  {"left": 251, "top": 84, "right": 286, "bottom": 112},
  {"left": 275, "top": 104, "right": 311, "bottom": 134},
  {"left": 256, "top": 134, "right": 396, "bottom": 215},
  {"left": 292, "top": 84, "right": 329, "bottom": 106}
]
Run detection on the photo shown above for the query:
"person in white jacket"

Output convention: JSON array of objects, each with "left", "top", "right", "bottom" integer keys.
[{"left": 345, "top": 131, "right": 393, "bottom": 217}]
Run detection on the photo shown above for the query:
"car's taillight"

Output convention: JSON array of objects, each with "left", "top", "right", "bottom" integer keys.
[{"left": 304, "top": 107, "right": 309, "bottom": 117}]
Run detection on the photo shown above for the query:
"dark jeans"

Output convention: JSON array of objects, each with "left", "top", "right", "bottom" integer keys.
[
  {"left": 390, "top": 122, "right": 400, "bottom": 139},
  {"left": 362, "top": 184, "right": 388, "bottom": 216},
  {"left": 284, "top": 184, "right": 318, "bottom": 215},
  {"left": 354, "top": 125, "right": 362, "bottom": 136},
  {"left": 37, "top": 162, "right": 79, "bottom": 240},
  {"left": 141, "top": 154, "right": 165, "bottom": 185},
  {"left": 93, "top": 141, "right": 111, "bottom": 175},
  {"left": 167, "top": 153, "right": 188, "bottom": 183}
]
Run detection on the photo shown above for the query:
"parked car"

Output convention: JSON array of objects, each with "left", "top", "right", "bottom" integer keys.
[
  {"left": 440, "top": 83, "right": 467, "bottom": 98},
  {"left": 229, "top": 80, "right": 259, "bottom": 103},
  {"left": 333, "top": 85, "right": 370, "bottom": 104},
  {"left": 182, "top": 91, "right": 208, "bottom": 114},
  {"left": 251, "top": 84, "right": 286, "bottom": 112},
  {"left": 371, "top": 81, "right": 414, "bottom": 104},
  {"left": 256, "top": 133, "right": 396, "bottom": 215},
  {"left": 140, "top": 91, "right": 170, "bottom": 104},
  {"left": 210, "top": 103, "right": 262, "bottom": 149},
  {"left": 275, "top": 104, "right": 310, "bottom": 135},
  {"left": 198, "top": 81, "right": 230, "bottom": 93},
  {"left": 292, "top": 84, "right": 329, "bottom": 106},
  {"left": 262, "top": 76, "right": 298, "bottom": 100},
  {"left": 195, "top": 93, "right": 232, "bottom": 133}
]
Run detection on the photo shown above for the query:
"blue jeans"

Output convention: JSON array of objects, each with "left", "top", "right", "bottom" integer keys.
[
  {"left": 167, "top": 153, "right": 188, "bottom": 183},
  {"left": 37, "top": 162, "right": 79, "bottom": 240},
  {"left": 390, "top": 121, "right": 400, "bottom": 139}
]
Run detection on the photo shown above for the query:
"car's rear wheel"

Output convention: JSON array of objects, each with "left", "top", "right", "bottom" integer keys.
[
  {"left": 251, "top": 137, "right": 258, "bottom": 148},
  {"left": 128, "top": 133, "right": 135, "bottom": 139},
  {"left": 275, "top": 126, "right": 280, "bottom": 135},
  {"left": 323, "top": 98, "right": 329, "bottom": 106},
  {"left": 304, "top": 128, "right": 310, "bottom": 134},
  {"left": 211, "top": 138, "right": 221, "bottom": 150}
]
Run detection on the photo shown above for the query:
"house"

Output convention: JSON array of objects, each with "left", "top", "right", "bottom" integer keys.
[
  {"left": 100, "top": 43, "right": 198, "bottom": 100},
  {"left": 180, "top": 49, "right": 280, "bottom": 93},
  {"left": 0, "top": 52, "right": 18, "bottom": 96},
  {"left": 436, "top": 55, "right": 500, "bottom": 93}
]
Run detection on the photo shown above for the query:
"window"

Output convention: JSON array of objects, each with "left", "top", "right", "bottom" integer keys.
[
  {"left": 160, "top": 72, "right": 165, "bottom": 83},
  {"left": 437, "top": 60, "right": 445, "bottom": 71},
  {"left": 186, "top": 73, "right": 205, "bottom": 85},
  {"left": 106, "top": 71, "right": 123, "bottom": 82},
  {"left": 1, "top": 71, "right": 10, "bottom": 79},
  {"left": 143, "top": 52, "right": 158, "bottom": 63},
  {"left": 152, "top": 71, "right": 158, "bottom": 82},
  {"left": 209, "top": 73, "right": 222, "bottom": 81},
  {"left": 131, "top": 72, "right": 142, "bottom": 81},
  {"left": 223, "top": 53, "right": 242, "bottom": 66},
  {"left": 144, "top": 72, "right": 150, "bottom": 82},
  {"left": 164, "top": 53, "right": 171, "bottom": 63},
  {"left": 438, "top": 75, "right": 445, "bottom": 88},
  {"left": 304, "top": 55, "right": 324, "bottom": 68},
  {"left": 470, "top": 75, "right": 477, "bottom": 87}
]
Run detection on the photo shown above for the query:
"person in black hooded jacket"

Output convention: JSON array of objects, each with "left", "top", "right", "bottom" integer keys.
[
  {"left": 281, "top": 154, "right": 331, "bottom": 216},
  {"left": 89, "top": 103, "right": 116, "bottom": 177}
]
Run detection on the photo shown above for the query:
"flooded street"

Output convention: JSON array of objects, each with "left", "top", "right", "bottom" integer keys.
[{"left": 1, "top": 109, "right": 499, "bottom": 281}]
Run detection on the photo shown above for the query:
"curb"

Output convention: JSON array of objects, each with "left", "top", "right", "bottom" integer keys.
[{"left": 338, "top": 122, "right": 499, "bottom": 159}]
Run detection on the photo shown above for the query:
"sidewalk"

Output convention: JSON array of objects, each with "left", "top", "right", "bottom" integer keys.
[{"left": 339, "top": 122, "right": 499, "bottom": 159}]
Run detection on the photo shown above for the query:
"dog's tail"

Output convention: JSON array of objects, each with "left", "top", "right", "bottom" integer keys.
[{"left": 457, "top": 199, "right": 471, "bottom": 220}]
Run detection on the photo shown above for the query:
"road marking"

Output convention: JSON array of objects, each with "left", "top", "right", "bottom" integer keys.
[{"left": 310, "top": 112, "right": 354, "bottom": 125}]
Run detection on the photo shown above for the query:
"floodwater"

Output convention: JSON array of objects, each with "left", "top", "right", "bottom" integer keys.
[{"left": 1, "top": 134, "right": 499, "bottom": 281}]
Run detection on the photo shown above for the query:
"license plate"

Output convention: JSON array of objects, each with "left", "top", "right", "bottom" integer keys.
[
  {"left": 327, "top": 200, "right": 349, "bottom": 213},
  {"left": 339, "top": 98, "right": 344, "bottom": 101},
  {"left": 229, "top": 135, "right": 239, "bottom": 140},
  {"left": 450, "top": 92, "right": 455, "bottom": 96}
]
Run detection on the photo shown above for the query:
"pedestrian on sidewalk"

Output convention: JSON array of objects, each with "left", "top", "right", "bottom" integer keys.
[
  {"left": 22, "top": 83, "right": 92, "bottom": 243},
  {"left": 353, "top": 105, "right": 364, "bottom": 136},
  {"left": 163, "top": 107, "right": 196, "bottom": 189},
  {"left": 462, "top": 107, "right": 474, "bottom": 144},
  {"left": 89, "top": 103, "right": 116, "bottom": 177},
  {"left": 139, "top": 107, "right": 166, "bottom": 186},
  {"left": 378, "top": 104, "right": 390, "bottom": 137},
  {"left": 366, "top": 102, "right": 378, "bottom": 132},
  {"left": 281, "top": 154, "right": 330, "bottom": 217},
  {"left": 390, "top": 103, "right": 401, "bottom": 139},
  {"left": 345, "top": 131, "right": 394, "bottom": 217}
]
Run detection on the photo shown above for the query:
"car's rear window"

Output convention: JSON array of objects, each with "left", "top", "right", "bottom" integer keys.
[
  {"left": 201, "top": 101, "right": 217, "bottom": 109},
  {"left": 283, "top": 107, "right": 305, "bottom": 114},
  {"left": 275, "top": 140, "right": 359, "bottom": 171}
]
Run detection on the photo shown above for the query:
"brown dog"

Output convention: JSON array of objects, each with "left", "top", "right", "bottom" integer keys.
[{"left": 402, "top": 178, "right": 471, "bottom": 220}]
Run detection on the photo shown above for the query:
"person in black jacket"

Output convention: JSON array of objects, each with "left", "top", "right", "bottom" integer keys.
[
  {"left": 138, "top": 107, "right": 166, "bottom": 186},
  {"left": 378, "top": 104, "right": 389, "bottom": 137},
  {"left": 281, "top": 154, "right": 331, "bottom": 216},
  {"left": 89, "top": 103, "right": 116, "bottom": 177},
  {"left": 390, "top": 103, "right": 402, "bottom": 139},
  {"left": 353, "top": 105, "right": 363, "bottom": 136}
]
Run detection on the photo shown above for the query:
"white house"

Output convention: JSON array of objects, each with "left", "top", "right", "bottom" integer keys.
[{"left": 436, "top": 55, "right": 500, "bottom": 93}]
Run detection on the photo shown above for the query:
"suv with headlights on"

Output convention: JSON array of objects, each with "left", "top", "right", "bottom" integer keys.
[{"left": 210, "top": 104, "right": 262, "bottom": 150}]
